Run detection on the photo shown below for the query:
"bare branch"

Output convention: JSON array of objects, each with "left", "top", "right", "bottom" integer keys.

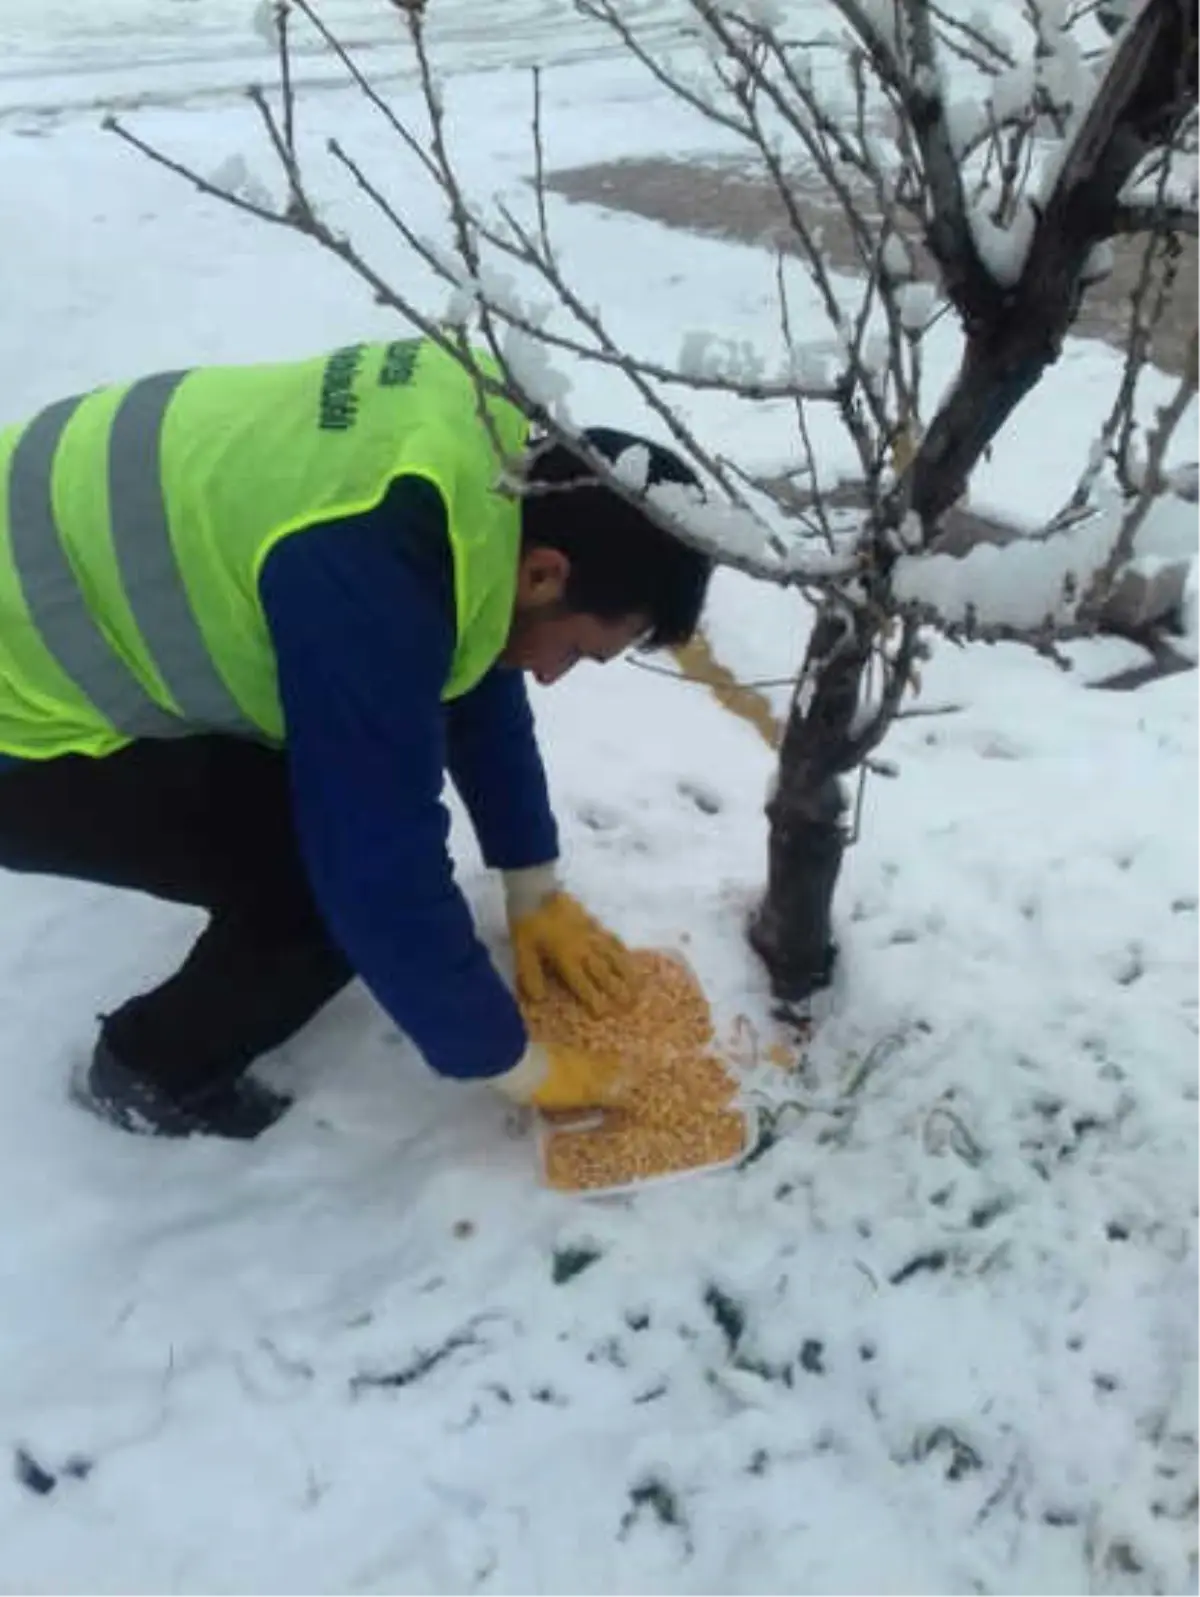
[
  {"left": 574, "top": 0, "right": 751, "bottom": 140},
  {"left": 766, "top": 36, "right": 918, "bottom": 450},
  {"left": 898, "top": 0, "right": 1198, "bottom": 536},
  {"left": 247, "top": 83, "right": 311, "bottom": 225},
  {"left": 685, "top": 3, "right": 887, "bottom": 469},
  {"left": 530, "top": 66, "right": 552, "bottom": 259},
  {"left": 106, "top": 114, "right": 287, "bottom": 228},
  {"left": 491, "top": 196, "right": 772, "bottom": 531},
  {"left": 773, "top": 249, "right": 836, "bottom": 552},
  {"left": 1080, "top": 328, "right": 1199, "bottom": 619},
  {"left": 1114, "top": 239, "right": 1183, "bottom": 491},
  {"left": 1078, "top": 139, "right": 1189, "bottom": 499},
  {"left": 288, "top": 0, "right": 440, "bottom": 183},
  {"left": 840, "top": 612, "right": 923, "bottom": 766},
  {"left": 899, "top": 0, "right": 1003, "bottom": 327},
  {"left": 1109, "top": 198, "right": 1199, "bottom": 234},
  {"left": 828, "top": 0, "right": 1000, "bottom": 325},
  {"left": 107, "top": 0, "right": 1199, "bottom": 1014},
  {"left": 360, "top": 185, "right": 845, "bottom": 406},
  {"left": 113, "top": 0, "right": 1198, "bottom": 689},
  {"left": 929, "top": 4, "right": 1017, "bottom": 72},
  {"left": 276, "top": 2, "right": 296, "bottom": 168},
  {"left": 111, "top": 100, "right": 835, "bottom": 585}
]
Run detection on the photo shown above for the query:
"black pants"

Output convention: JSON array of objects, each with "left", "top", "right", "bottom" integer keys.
[{"left": 0, "top": 737, "right": 352, "bottom": 1095}]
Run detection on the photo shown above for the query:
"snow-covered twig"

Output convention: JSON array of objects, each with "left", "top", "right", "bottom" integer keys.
[
  {"left": 772, "top": 249, "right": 836, "bottom": 553},
  {"left": 1080, "top": 330, "right": 1199, "bottom": 620},
  {"left": 929, "top": 4, "right": 1016, "bottom": 73},
  {"left": 1089, "top": 145, "right": 1193, "bottom": 498},
  {"left": 104, "top": 0, "right": 1197, "bottom": 1023},
  {"left": 246, "top": 84, "right": 310, "bottom": 224},
  {"left": 830, "top": 0, "right": 1000, "bottom": 325}
]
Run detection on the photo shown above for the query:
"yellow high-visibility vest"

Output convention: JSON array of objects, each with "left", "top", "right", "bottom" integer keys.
[{"left": 0, "top": 338, "right": 528, "bottom": 758}]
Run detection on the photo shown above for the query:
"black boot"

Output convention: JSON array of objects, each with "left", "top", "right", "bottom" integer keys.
[{"left": 71, "top": 1038, "right": 293, "bottom": 1140}]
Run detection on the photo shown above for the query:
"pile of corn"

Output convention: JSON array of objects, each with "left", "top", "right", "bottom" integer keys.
[{"left": 523, "top": 950, "right": 747, "bottom": 1193}]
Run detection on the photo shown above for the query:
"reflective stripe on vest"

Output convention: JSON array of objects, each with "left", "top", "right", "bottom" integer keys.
[
  {"left": 8, "top": 375, "right": 256, "bottom": 741},
  {"left": 0, "top": 340, "right": 527, "bottom": 759}
]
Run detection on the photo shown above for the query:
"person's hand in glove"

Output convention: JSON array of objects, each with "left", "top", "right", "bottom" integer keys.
[
  {"left": 491, "top": 1039, "right": 625, "bottom": 1112},
  {"left": 504, "top": 865, "right": 637, "bottom": 1015}
]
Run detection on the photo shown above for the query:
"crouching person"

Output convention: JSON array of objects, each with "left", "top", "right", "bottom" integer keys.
[{"left": 0, "top": 338, "right": 710, "bottom": 1138}]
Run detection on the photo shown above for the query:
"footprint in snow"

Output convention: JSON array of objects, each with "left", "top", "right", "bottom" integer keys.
[
  {"left": 974, "top": 733, "right": 1027, "bottom": 760},
  {"left": 677, "top": 778, "right": 723, "bottom": 815},
  {"left": 575, "top": 800, "right": 623, "bottom": 832}
]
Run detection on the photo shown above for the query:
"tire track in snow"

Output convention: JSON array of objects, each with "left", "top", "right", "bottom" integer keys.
[{"left": 0, "top": 0, "right": 687, "bottom": 126}]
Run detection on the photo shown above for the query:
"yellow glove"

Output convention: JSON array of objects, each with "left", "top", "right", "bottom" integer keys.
[
  {"left": 505, "top": 874, "right": 636, "bottom": 1016},
  {"left": 491, "top": 1041, "right": 625, "bottom": 1112}
]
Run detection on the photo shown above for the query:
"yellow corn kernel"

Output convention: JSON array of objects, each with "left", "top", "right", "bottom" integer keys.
[{"left": 523, "top": 951, "right": 747, "bottom": 1192}]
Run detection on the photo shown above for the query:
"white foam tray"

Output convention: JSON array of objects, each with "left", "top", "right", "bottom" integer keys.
[{"left": 535, "top": 1102, "right": 759, "bottom": 1199}]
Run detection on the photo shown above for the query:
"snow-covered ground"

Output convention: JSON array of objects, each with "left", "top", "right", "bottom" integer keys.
[
  {"left": 0, "top": 5, "right": 1196, "bottom": 1594},
  {"left": 0, "top": 0, "right": 683, "bottom": 125}
]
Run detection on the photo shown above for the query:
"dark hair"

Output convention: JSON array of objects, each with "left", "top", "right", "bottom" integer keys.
[{"left": 520, "top": 427, "right": 713, "bottom": 648}]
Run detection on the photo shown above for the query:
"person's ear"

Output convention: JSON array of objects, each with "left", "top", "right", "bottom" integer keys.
[{"left": 516, "top": 547, "right": 570, "bottom": 607}]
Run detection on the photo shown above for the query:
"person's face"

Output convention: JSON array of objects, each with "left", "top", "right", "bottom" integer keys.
[{"left": 501, "top": 547, "right": 649, "bottom": 686}]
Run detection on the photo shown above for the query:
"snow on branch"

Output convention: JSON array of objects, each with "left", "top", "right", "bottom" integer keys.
[
  {"left": 109, "top": 0, "right": 1197, "bottom": 727},
  {"left": 826, "top": 0, "right": 1004, "bottom": 325}
]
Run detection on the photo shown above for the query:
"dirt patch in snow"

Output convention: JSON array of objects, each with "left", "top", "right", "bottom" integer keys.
[
  {"left": 545, "top": 156, "right": 1196, "bottom": 376},
  {"left": 548, "top": 156, "right": 1197, "bottom": 676}
]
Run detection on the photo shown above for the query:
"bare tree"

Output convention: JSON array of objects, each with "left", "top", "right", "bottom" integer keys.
[{"left": 109, "top": 0, "right": 1198, "bottom": 1017}]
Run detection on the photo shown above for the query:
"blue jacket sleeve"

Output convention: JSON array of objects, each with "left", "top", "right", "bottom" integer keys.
[
  {"left": 446, "top": 667, "right": 558, "bottom": 871},
  {"left": 259, "top": 496, "right": 527, "bottom": 1082}
]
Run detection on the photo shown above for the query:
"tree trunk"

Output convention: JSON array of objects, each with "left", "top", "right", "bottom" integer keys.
[
  {"left": 749, "top": 0, "right": 1197, "bottom": 1006},
  {"left": 748, "top": 611, "right": 869, "bottom": 1004}
]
